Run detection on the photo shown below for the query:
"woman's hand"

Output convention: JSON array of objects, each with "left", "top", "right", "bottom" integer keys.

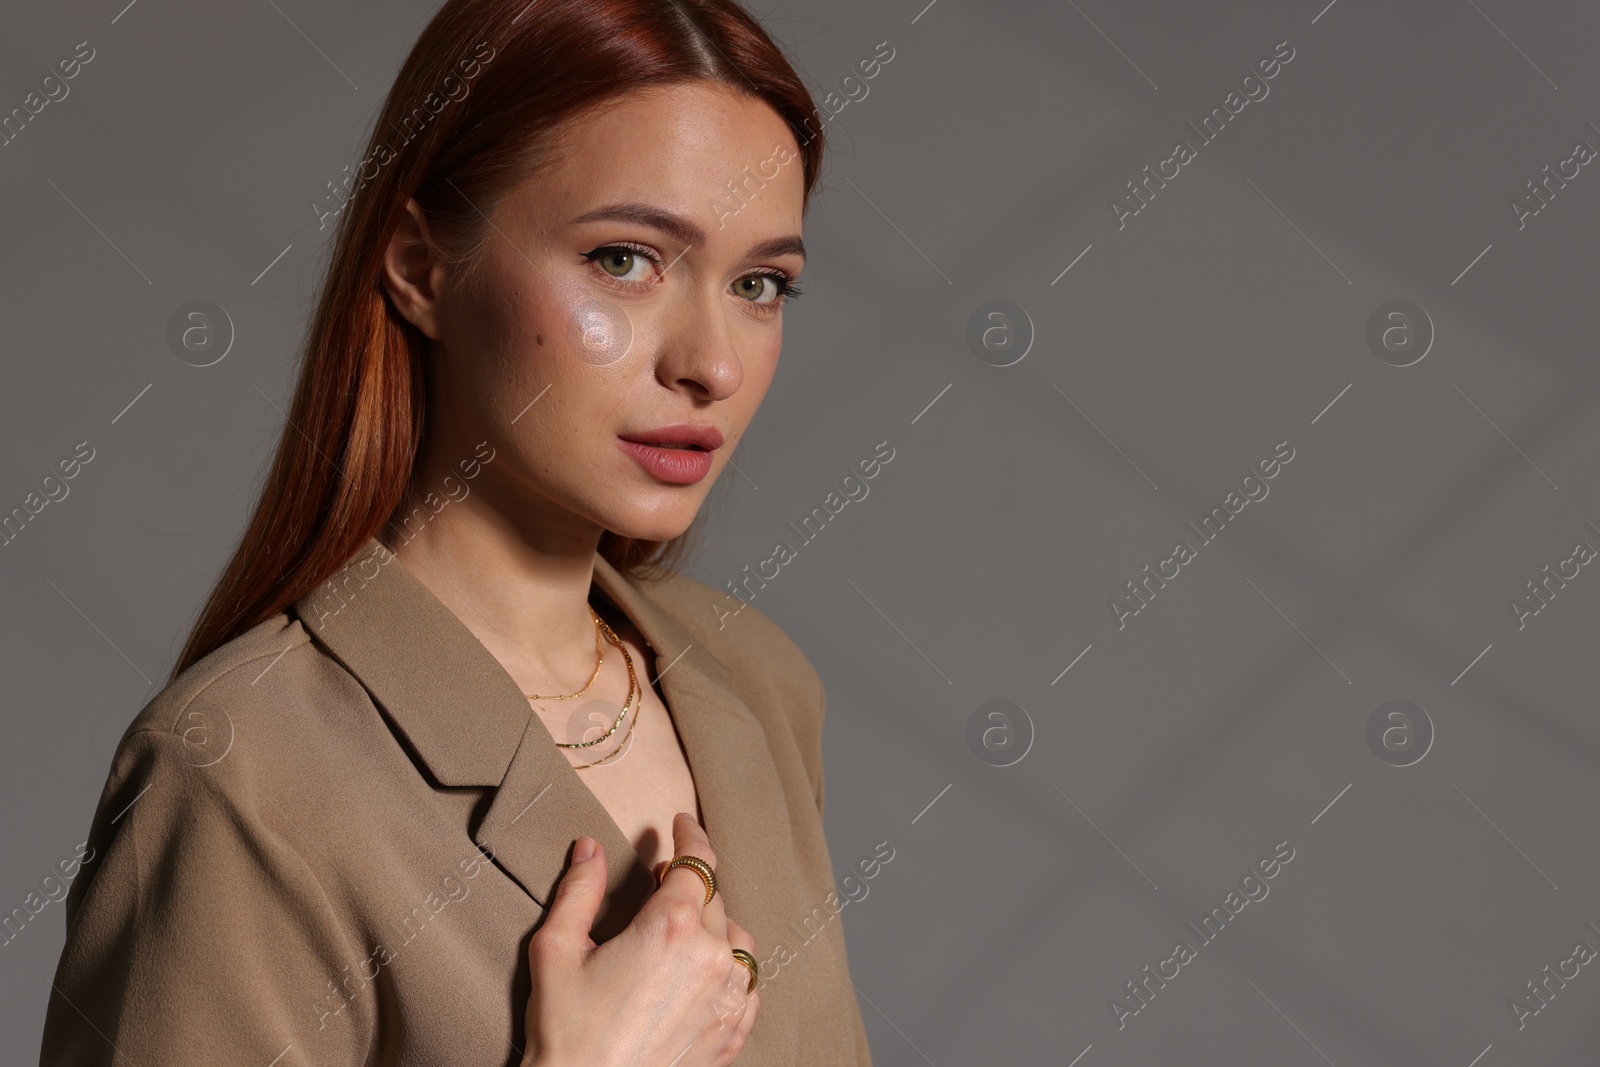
[{"left": 519, "top": 812, "right": 761, "bottom": 1067}]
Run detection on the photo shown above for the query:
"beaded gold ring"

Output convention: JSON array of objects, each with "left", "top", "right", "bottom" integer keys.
[{"left": 659, "top": 854, "right": 717, "bottom": 905}]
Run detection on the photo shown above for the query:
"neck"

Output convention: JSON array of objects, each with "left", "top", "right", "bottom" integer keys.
[{"left": 383, "top": 497, "right": 606, "bottom": 699}]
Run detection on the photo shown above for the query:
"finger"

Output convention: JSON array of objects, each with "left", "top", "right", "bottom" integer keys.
[
  {"left": 658, "top": 811, "right": 717, "bottom": 875},
  {"left": 723, "top": 918, "right": 758, "bottom": 1004},
  {"left": 708, "top": 960, "right": 761, "bottom": 1050},
  {"left": 655, "top": 811, "right": 728, "bottom": 934},
  {"left": 723, "top": 916, "right": 755, "bottom": 956},
  {"left": 734, "top": 987, "right": 761, "bottom": 1042},
  {"left": 686, "top": 982, "right": 757, "bottom": 1067},
  {"left": 533, "top": 835, "right": 607, "bottom": 952},
  {"left": 705, "top": 954, "right": 758, "bottom": 1046}
]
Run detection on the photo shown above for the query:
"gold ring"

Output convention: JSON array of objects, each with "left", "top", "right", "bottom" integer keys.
[
  {"left": 659, "top": 854, "right": 717, "bottom": 905},
  {"left": 731, "top": 948, "right": 758, "bottom": 994}
]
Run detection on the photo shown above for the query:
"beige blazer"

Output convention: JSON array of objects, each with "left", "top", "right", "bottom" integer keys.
[{"left": 39, "top": 536, "right": 874, "bottom": 1066}]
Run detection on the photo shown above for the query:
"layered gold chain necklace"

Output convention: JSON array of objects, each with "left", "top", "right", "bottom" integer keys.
[{"left": 524, "top": 605, "right": 640, "bottom": 770}]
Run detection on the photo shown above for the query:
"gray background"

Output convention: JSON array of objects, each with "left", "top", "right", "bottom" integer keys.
[{"left": 4, "top": 0, "right": 1600, "bottom": 1063}]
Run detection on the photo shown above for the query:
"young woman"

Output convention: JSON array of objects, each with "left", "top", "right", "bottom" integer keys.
[{"left": 38, "top": 1, "right": 873, "bottom": 1064}]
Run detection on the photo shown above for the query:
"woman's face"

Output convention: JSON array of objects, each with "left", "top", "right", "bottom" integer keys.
[{"left": 384, "top": 82, "right": 807, "bottom": 546}]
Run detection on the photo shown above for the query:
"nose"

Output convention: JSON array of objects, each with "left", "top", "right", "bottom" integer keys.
[{"left": 654, "top": 284, "right": 744, "bottom": 401}]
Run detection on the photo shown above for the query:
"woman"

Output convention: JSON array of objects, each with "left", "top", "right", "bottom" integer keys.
[{"left": 38, "top": 0, "right": 873, "bottom": 1064}]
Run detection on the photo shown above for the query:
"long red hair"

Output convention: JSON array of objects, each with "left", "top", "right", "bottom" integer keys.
[{"left": 172, "top": 0, "right": 827, "bottom": 680}]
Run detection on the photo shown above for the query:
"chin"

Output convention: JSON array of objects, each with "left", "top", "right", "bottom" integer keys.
[{"left": 604, "top": 508, "right": 698, "bottom": 544}]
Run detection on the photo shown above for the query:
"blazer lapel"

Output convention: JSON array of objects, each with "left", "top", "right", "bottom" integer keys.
[
  {"left": 295, "top": 537, "right": 795, "bottom": 954},
  {"left": 476, "top": 549, "right": 797, "bottom": 945},
  {"left": 470, "top": 702, "right": 657, "bottom": 942},
  {"left": 589, "top": 555, "right": 799, "bottom": 935}
]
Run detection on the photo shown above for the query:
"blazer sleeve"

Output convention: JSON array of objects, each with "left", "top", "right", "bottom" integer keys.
[
  {"left": 39, "top": 725, "right": 373, "bottom": 1067},
  {"left": 851, "top": 991, "right": 875, "bottom": 1067}
]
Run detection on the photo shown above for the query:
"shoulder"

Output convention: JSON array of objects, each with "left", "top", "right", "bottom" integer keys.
[
  {"left": 50, "top": 614, "right": 373, "bottom": 1066},
  {"left": 118, "top": 609, "right": 373, "bottom": 793},
  {"left": 64, "top": 610, "right": 369, "bottom": 921},
  {"left": 72, "top": 612, "right": 375, "bottom": 938},
  {"left": 129, "top": 607, "right": 310, "bottom": 735}
]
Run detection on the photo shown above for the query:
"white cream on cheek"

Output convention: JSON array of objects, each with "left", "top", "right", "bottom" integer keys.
[
  {"left": 566, "top": 293, "right": 634, "bottom": 366},
  {"left": 502, "top": 268, "right": 634, "bottom": 368}
]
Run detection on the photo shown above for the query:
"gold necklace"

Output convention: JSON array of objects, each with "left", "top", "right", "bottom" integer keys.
[
  {"left": 525, "top": 606, "right": 641, "bottom": 769},
  {"left": 548, "top": 621, "right": 632, "bottom": 748},
  {"left": 565, "top": 640, "right": 640, "bottom": 770},
  {"left": 523, "top": 605, "right": 607, "bottom": 701}
]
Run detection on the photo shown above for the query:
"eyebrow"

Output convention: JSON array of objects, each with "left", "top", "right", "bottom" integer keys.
[{"left": 568, "top": 202, "right": 806, "bottom": 262}]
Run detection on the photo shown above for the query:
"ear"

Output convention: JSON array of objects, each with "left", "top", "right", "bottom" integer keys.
[{"left": 381, "top": 199, "right": 447, "bottom": 339}]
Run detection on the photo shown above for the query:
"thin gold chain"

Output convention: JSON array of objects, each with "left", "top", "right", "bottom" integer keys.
[
  {"left": 525, "top": 606, "right": 641, "bottom": 770},
  {"left": 523, "top": 605, "right": 607, "bottom": 701}
]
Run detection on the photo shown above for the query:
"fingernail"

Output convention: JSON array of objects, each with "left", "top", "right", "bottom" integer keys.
[{"left": 574, "top": 836, "right": 596, "bottom": 862}]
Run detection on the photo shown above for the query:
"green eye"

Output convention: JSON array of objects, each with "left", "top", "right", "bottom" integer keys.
[
  {"left": 598, "top": 250, "right": 634, "bottom": 277},
  {"left": 734, "top": 272, "right": 802, "bottom": 306},
  {"left": 582, "top": 243, "right": 660, "bottom": 284}
]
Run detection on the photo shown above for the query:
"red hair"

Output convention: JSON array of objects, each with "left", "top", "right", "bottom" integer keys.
[{"left": 172, "top": 0, "right": 827, "bottom": 679}]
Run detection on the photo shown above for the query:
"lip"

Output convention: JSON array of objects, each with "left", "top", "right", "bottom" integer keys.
[
  {"left": 616, "top": 438, "right": 717, "bottom": 485},
  {"left": 616, "top": 424, "right": 724, "bottom": 451}
]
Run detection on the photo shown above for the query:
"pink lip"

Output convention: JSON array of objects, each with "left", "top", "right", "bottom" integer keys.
[
  {"left": 616, "top": 425, "right": 722, "bottom": 485},
  {"left": 617, "top": 439, "right": 716, "bottom": 484},
  {"left": 617, "top": 424, "right": 724, "bottom": 451}
]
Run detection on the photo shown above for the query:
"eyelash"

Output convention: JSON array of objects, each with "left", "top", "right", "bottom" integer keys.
[{"left": 580, "top": 241, "right": 803, "bottom": 314}]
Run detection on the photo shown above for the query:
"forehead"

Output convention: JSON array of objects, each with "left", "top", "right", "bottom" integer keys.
[{"left": 535, "top": 82, "right": 805, "bottom": 236}]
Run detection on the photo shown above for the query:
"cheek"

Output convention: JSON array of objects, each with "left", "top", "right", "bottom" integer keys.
[
  {"left": 461, "top": 260, "right": 604, "bottom": 352},
  {"left": 744, "top": 329, "right": 783, "bottom": 392},
  {"left": 463, "top": 281, "right": 622, "bottom": 391},
  {"left": 723, "top": 333, "right": 781, "bottom": 438},
  {"left": 558, "top": 286, "right": 635, "bottom": 367},
  {"left": 566, "top": 295, "right": 633, "bottom": 367}
]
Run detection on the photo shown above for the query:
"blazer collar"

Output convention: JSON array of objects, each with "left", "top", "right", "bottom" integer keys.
[{"left": 292, "top": 536, "right": 790, "bottom": 945}]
